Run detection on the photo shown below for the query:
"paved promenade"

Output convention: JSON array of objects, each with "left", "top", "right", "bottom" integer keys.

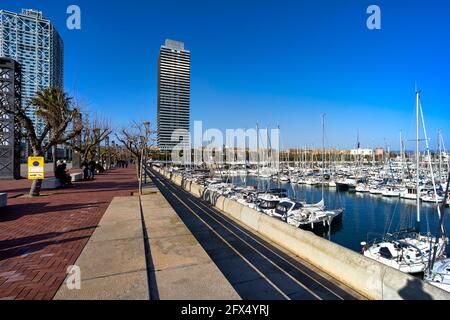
[
  {"left": 0, "top": 167, "right": 138, "bottom": 300},
  {"left": 141, "top": 187, "right": 240, "bottom": 300},
  {"left": 55, "top": 180, "right": 239, "bottom": 300},
  {"left": 54, "top": 196, "right": 148, "bottom": 300}
]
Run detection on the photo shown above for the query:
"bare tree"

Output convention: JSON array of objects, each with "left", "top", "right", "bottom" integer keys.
[
  {"left": 115, "top": 121, "right": 155, "bottom": 179},
  {"left": 66, "top": 113, "right": 112, "bottom": 164}
]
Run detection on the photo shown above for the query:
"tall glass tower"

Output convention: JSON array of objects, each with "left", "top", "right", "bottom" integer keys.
[
  {"left": 0, "top": 9, "right": 64, "bottom": 137},
  {"left": 157, "top": 39, "right": 190, "bottom": 151}
]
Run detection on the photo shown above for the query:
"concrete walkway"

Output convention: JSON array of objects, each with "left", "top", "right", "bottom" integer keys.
[
  {"left": 141, "top": 187, "right": 240, "bottom": 300},
  {"left": 54, "top": 196, "right": 149, "bottom": 300},
  {"left": 54, "top": 185, "right": 240, "bottom": 300}
]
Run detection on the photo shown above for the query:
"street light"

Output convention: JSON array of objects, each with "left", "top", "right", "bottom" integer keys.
[
  {"left": 143, "top": 121, "right": 151, "bottom": 184},
  {"left": 111, "top": 140, "right": 116, "bottom": 168},
  {"left": 139, "top": 135, "right": 145, "bottom": 195},
  {"left": 105, "top": 135, "right": 110, "bottom": 170}
]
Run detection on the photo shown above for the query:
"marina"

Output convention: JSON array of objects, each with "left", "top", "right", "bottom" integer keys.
[
  {"left": 173, "top": 171, "right": 450, "bottom": 256},
  {"left": 161, "top": 90, "right": 450, "bottom": 292}
]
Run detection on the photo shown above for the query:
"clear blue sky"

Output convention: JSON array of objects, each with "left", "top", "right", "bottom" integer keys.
[{"left": 2, "top": 0, "right": 450, "bottom": 150}]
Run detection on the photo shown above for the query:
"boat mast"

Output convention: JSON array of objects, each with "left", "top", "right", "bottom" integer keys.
[
  {"left": 439, "top": 129, "right": 443, "bottom": 182},
  {"left": 256, "top": 122, "right": 260, "bottom": 177},
  {"left": 416, "top": 89, "right": 421, "bottom": 229},
  {"left": 266, "top": 125, "right": 269, "bottom": 174},
  {"left": 322, "top": 113, "right": 325, "bottom": 202},
  {"left": 400, "top": 131, "right": 402, "bottom": 179},
  {"left": 372, "top": 140, "right": 375, "bottom": 168}
]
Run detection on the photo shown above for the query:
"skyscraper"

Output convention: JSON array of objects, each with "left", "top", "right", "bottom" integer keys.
[
  {"left": 0, "top": 9, "right": 64, "bottom": 137},
  {"left": 157, "top": 39, "right": 190, "bottom": 151}
]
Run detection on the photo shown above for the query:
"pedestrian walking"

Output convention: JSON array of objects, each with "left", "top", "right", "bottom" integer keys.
[{"left": 88, "top": 159, "right": 96, "bottom": 180}]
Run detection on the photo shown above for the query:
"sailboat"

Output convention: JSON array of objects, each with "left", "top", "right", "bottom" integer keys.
[
  {"left": 424, "top": 259, "right": 450, "bottom": 292},
  {"left": 287, "top": 114, "right": 344, "bottom": 229},
  {"left": 361, "top": 90, "right": 447, "bottom": 275},
  {"left": 424, "top": 161, "right": 450, "bottom": 291}
]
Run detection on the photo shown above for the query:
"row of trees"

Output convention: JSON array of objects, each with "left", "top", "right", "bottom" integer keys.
[{"left": 2, "top": 86, "right": 155, "bottom": 197}]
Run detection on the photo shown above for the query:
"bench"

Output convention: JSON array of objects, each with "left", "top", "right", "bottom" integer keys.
[
  {"left": 0, "top": 193, "right": 6, "bottom": 208},
  {"left": 71, "top": 172, "right": 83, "bottom": 182},
  {"left": 41, "top": 177, "right": 62, "bottom": 190}
]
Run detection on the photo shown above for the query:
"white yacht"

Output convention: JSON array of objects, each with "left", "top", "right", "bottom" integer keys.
[
  {"left": 328, "top": 180, "right": 337, "bottom": 188},
  {"left": 305, "top": 177, "right": 321, "bottom": 186},
  {"left": 270, "top": 200, "right": 343, "bottom": 229},
  {"left": 290, "top": 175, "right": 299, "bottom": 184},
  {"left": 255, "top": 193, "right": 289, "bottom": 215},
  {"left": 362, "top": 233, "right": 447, "bottom": 274},
  {"left": 381, "top": 185, "right": 401, "bottom": 198},
  {"left": 356, "top": 183, "right": 370, "bottom": 193},
  {"left": 400, "top": 186, "right": 419, "bottom": 200},
  {"left": 285, "top": 201, "right": 344, "bottom": 230},
  {"left": 369, "top": 185, "right": 383, "bottom": 195},
  {"left": 425, "top": 258, "right": 450, "bottom": 292},
  {"left": 297, "top": 176, "right": 307, "bottom": 184},
  {"left": 421, "top": 191, "right": 444, "bottom": 203}
]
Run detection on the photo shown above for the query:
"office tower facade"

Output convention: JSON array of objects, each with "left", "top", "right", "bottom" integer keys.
[
  {"left": 0, "top": 9, "right": 64, "bottom": 137},
  {"left": 157, "top": 39, "right": 190, "bottom": 151},
  {"left": 0, "top": 57, "right": 21, "bottom": 179}
]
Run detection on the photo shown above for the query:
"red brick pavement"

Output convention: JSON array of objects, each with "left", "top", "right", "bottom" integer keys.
[{"left": 0, "top": 166, "right": 138, "bottom": 300}]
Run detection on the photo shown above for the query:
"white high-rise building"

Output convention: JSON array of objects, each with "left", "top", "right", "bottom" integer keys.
[
  {"left": 157, "top": 39, "right": 190, "bottom": 151},
  {"left": 0, "top": 9, "right": 64, "bottom": 137}
]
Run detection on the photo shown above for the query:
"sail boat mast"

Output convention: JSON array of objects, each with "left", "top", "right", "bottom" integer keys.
[
  {"left": 256, "top": 122, "right": 260, "bottom": 177},
  {"left": 439, "top": 129, "right": 443, "bottom": 182},
  {"left": 322, "top": 113, "right": 326, "bottom": 202},
  {"left": 416, "top": 90, "right": 421, "bottom": 228},
  {"left": 400, "top": 130, "right": 404, "bottom": 179}
]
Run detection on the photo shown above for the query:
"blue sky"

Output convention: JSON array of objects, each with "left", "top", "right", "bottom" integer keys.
[{"left": 2, "top": 0, "right": 450, "bottom": 150}]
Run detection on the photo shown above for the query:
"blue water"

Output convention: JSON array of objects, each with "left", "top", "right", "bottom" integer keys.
[{"left": 232, "top": 177, "right": 450, "bottom": 255}]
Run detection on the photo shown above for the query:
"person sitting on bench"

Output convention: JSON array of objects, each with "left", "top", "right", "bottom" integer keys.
[{"left": 55, "top": 160, "right": 73, "bottom": 187}]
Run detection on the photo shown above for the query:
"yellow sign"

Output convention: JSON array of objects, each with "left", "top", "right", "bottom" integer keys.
[{"left": 28, "top": 157, "right": 45, "bottom": 180}]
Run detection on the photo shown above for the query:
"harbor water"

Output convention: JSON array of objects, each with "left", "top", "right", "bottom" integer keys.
[{"left": 232, "top": 176, "right": 450, "bottom": 256}]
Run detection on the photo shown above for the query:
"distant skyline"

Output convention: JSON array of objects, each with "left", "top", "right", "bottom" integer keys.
[{"left": 1, "top": 0, "right": 449, "bottom": 150}]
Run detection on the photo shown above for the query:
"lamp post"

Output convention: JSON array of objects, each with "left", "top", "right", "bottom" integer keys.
[
  {"left": 143, "top": 121, "right": 150, "bottom": 184},
  {"left": 111, "top": 140, "right": 116, "bottom": 168},
  {"left": 105, "top": 135, "right": 110, "bottom": 170},
  {"left": 139, "top": 135, "right": 145, "bottom": 195}
]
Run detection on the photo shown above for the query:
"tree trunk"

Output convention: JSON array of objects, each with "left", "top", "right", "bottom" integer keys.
[
  {"left": 52, "top": 145, "right": 57, "bottom": 173},
  {"left": 30, "top": 149, "right": 44, "bottom": 197},
  {"left": 30, "top": 179, "right": 43, "bottom": 197},
  {"left": 135, "top": 155, "right": 141, "bottom": 179}
]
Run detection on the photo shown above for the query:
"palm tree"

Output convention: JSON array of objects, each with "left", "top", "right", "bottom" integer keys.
[{"left": 33, "top": 88, "right": 73, "bottom": 173}]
